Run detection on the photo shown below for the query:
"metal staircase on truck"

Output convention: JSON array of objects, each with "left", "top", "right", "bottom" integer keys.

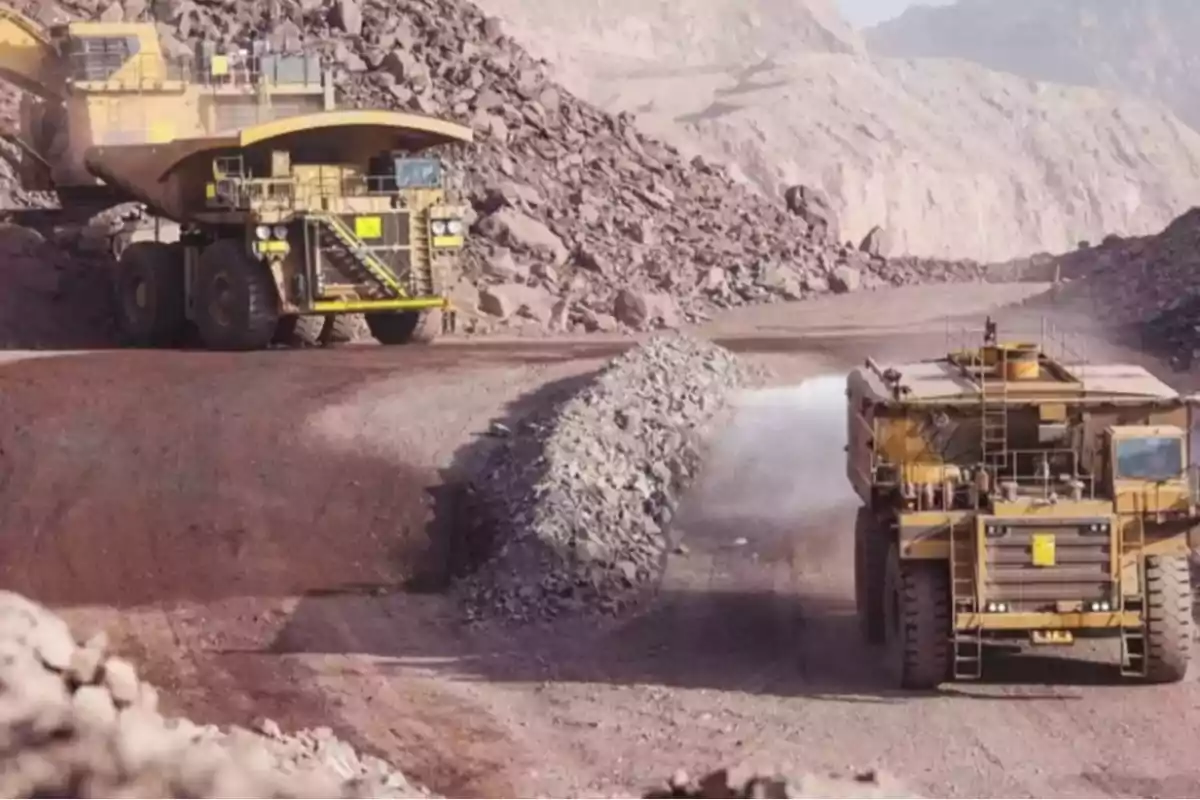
[
  {"left": 308, "top": 213, "right": 405, "bottom": 299},
  {"left": 1120, "top": 508, "right": 1148, "bottom": 678}
]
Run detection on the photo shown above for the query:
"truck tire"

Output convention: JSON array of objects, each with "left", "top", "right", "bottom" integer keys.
[
  {"left": 1142, "top": 554, "right": 1192, "bottom": 683},
  {"left": 320, "top": 313, "right": 365, "bottom": 345},
  {"left": 883, "top": 543, "right": 951, "bottom": 690},
  {"left": 273, "top": 315, "right": 325, "bottom": 347},
  {"left": 855, "top": 507, "right": 887, "bottom": 644},
  {"left": 365, "top": 310, "right": 438, "bottom": 345},
  {"left": 193, "top": 239, "right": 279, "bottom": 352},
  {"left": 113, "top": 240, "right": 185, "bottom": 347}
]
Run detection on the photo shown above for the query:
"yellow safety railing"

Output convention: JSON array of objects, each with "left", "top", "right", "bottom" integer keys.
[
  {"left": 205, "top": 174, "right": 452, "bottom": 210},
  {"left": 63, "top": 50, "right": 326, "bottom": 90}
]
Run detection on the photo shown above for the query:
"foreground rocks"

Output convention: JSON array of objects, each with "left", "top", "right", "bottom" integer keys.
[
  {"left": 0, "top": 591, "right": 427, "bottom": 798},
  {"left": 0, "top": 587, "right": 918, "bottom": 798},
  {"left": 460, "top": 333, "right": 764, "bottom": 621},
  {"left": 0, "top": 0, "right": 996, "bottom": 348}
]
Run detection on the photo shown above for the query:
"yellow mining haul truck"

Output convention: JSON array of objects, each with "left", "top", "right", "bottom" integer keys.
[
  {"left": 0, "top": 7, "right": 473, "bottom": 350},
  {"left": 847, "top": 319, "right": 1199, "bottom": 689},
  {"left": 88, "top": 112, "right": 472, "bottom": 350}
]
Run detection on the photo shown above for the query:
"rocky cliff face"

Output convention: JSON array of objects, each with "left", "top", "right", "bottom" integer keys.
[
  {"left": 867, "top": 0, "right": 1200, "bottom": 131},
  {"left": 469, "top": 0, "right": 1200, "bottom": 262}
]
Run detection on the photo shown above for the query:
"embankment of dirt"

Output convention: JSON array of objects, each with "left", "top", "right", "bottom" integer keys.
[{"left": 458, "top": 333, "right": 766, "bottom": 621}]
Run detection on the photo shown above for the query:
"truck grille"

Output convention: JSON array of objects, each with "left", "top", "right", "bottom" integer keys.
[{"left": 984, "top": 523, "right": 1112, "bottom": 605}]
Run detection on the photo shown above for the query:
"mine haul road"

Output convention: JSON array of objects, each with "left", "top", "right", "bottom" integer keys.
[{"left": 1, "top": 281, "right": 1199, "bottom": 798}]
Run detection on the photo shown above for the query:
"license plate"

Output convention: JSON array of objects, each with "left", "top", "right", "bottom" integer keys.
[
  {"left": 1031, "top": 630, "right": 1074, "bottom": 645},
  {"left": 1031, "top": 533, "right": 1056, "bottom": 567}
]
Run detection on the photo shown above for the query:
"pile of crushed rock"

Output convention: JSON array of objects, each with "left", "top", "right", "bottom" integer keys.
[
  {"left": 1031, "top": 207, "right": 1200, "bottom": 368},
  {"left": 0, "top": 0, "right": 996, "bottom": 348},
  {"left": 459, "top": 333, "right": 764, "bottom": 621},
  {"left": 0, "top": 590, "right": 427, "bottom": 798}
]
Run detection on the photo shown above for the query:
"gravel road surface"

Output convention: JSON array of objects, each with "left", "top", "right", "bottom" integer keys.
[{"left": 2, "top": 281, "right": 1198, "bottom": 798}]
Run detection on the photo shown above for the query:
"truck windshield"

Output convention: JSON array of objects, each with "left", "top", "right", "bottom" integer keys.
[
  {"left": 1114, "top": 436, "right": 1184, "bottom": 481},
  {"left": 394, "top": 158, "right": 442, "bottom": 189}
]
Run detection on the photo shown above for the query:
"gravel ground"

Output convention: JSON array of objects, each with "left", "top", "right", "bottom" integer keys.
[{"left": 3, "top": 282, "right": 1200, "bottom": 798}]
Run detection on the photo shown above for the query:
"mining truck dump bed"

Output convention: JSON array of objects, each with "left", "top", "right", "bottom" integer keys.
[{"left": 82, "top": 109, "right": 474, "bottom": 222}]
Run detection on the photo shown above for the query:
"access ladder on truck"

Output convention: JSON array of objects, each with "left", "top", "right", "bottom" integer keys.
[
  {"left": 949, "top": 517, "right": 982, "bottom": 680},
  {"left": 949, "top": 344, "right": 1011, "bottom": 680},
  {"left": 308, "top": 213, "right": 405, "bottom": 298},
  {"left": 1120, "top": 506, "right": 1148, "bottom": 678},
  {"left": 943, "top": 338, "right": 1011, "bottom": 681}
]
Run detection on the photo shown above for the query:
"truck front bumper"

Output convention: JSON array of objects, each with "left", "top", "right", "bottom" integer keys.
[{"left": 957, "top": 610, "right": 1140, "bottom": 631}]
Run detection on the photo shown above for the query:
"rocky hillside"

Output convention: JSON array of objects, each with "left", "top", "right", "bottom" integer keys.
[
  {"left": 1038, "top": 206, "right": 1200, "bottom": 369},
  {"left": 467, "top": 0, "right": 1200, "bottom": 262},
  {"left": 0, "top": 0, "right": 993, "bottom": 347},
  {"left": 867, "top": 0, "right": 1200, "bottom": 131}
]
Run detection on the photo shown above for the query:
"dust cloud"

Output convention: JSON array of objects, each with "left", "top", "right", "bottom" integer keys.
[{"left": 674, "top": 373, "right": 857, "bottom": 551}]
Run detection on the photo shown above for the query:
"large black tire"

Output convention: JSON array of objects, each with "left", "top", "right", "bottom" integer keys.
[
  {"left": 273, "top": 315, "right": 325, "bottom": 348},
  {"left": 1142, "top": 554, "right": 1193, "bottom": 683},
  {"left": 192, "top": 239, "right": 279, "bottom": 351},
  {"left": 882, "top": 543, "right": 951, "bottom": 690},
  {"left": 365, "top": 309, "right": 439, "bottom": 345},
  {"left": 113, "top": 240, "right": 185, "bottom": 347},
  {"left": 855, "top": 507, "right": 887, "bottom": 644},
  {"left": 320, "top": 313, "right": 365, "bottom": 345}
]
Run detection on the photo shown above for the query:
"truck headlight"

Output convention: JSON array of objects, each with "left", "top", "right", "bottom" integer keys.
[
  {"left": 431, "top": 220, "right": 447, "bottom": 235},
  {"left": 272, "top": 225, "right": 288, "bottom": 239},
  {"left": 254, "top": 225, "right": 270, "bottom": 240},
  {"left": 446, "top": 219, "right": 463, "bottom": 234},
  {"left": 1083, "top": 523, "right": 1111, "bottom": 535}
]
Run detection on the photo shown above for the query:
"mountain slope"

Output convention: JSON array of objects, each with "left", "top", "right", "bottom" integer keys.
[
  {"left": 471, "top": 0, "right": 1200, "bottom": 261},
  {"left": 867, "top": 0, "right": 1200, "bottom": 131}
]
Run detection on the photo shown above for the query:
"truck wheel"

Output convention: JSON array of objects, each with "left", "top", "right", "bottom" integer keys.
[
  {"left": 273, "top": 315, "right": 325, "bottom": 347},
  {"left": 320, "top": 313, "right": 365, "bottom": 345},
  {"left": 855, "top": 508, "right": 887, "bottom": 644},
  {"left": 1142, "top": 554, "right": 1192, "bottom": 683},
  {"left": 193, "top": 239, "right": 279, "bottom": 352},
  {"left": 882, "top": 543, "right": 951, "bottom": 690},
  {"left": 114, "top": 240, "right": 184, "bottom": 347},
  {"left": 365, "top": 310, "right": 438, "bottom": 345}
]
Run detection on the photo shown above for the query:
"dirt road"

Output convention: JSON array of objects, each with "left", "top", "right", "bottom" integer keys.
[{"left": 3, "top": 281, "right": 1199, "bottom": 798}]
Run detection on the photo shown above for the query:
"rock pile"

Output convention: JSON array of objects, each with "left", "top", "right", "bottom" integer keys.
[
  {"left": 0, "top": 590, "right": 427, "bottom": 798},
  {"left": 645, "top": 766, "right": 916, "bottom": 798},
  {"left": 1037, "top": 207, "right": 1200, "bottom": 367},
  {"left": 0, "top": 0, "right": 995, "bottom": 346},
  {"left": 0, "top": 216, "right": 118, "bottom": 348},
  {"left": 297, "top": 0, "right": 995, "bottom": 333},
  {"left": 460, "top": 333, "right": 764, "bottom": 621}
]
